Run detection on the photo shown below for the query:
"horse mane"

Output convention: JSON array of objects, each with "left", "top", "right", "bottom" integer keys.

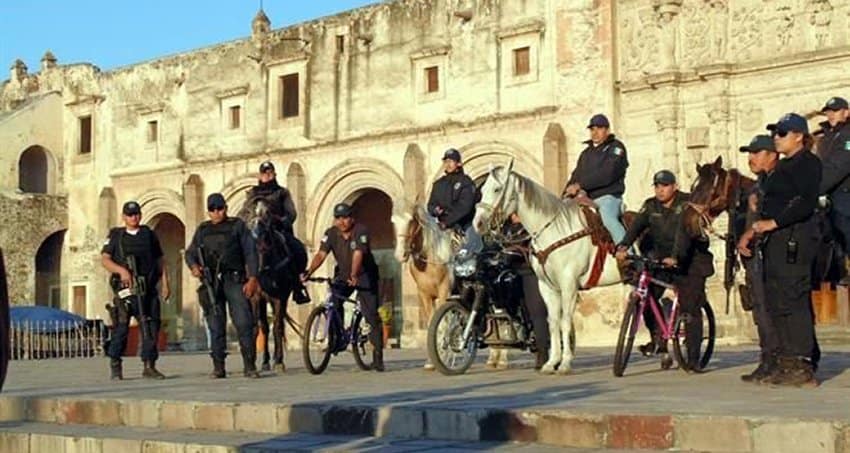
[
  {"left": 412, "top": 204, "right": 454, "bottom": 263},
  {"left": 492, "top": 166, "right": 583, "bottom": 232}
]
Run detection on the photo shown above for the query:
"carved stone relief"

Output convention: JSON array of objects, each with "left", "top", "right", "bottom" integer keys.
[{"left": 620, "top": 8, "right": 660, "bottom": 80}]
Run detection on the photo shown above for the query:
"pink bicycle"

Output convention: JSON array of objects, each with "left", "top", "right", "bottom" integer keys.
[{"left": 613, "top": 254, "right": 715, "bottom": 377}]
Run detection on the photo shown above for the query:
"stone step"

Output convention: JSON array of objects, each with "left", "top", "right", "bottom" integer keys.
[
  {"left": 0, "top": 421, "right": 593, "bottom": 452},
  {"left": 1, "top": 396, "right": 848, "bottom": 452}
]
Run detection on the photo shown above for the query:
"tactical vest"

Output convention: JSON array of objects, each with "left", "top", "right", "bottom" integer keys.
[{"left": 199, "top": 219, "right": 244, "bottom": 273}]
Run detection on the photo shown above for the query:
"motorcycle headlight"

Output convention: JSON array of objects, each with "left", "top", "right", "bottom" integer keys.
[{"left": 454, "top": 259, "right": 477, "bottom": 278}]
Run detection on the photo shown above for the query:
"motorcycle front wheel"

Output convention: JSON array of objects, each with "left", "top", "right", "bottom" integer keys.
[{"left": 427, "top": 299, "right": 478, "bottom": 376}]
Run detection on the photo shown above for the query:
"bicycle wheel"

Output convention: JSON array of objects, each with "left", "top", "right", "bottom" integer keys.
[
  {"left": 613, "top": 295, "right": 640, "bottom": 377},
  {"left": 302, "top": 305, "right": 335, "bottom": 375},
  {"left": 427, "top": 300, "right": 478, "bottom": 376},
  {"left": 672, "top": 302, "right": 716, "bottom": 372},
  {"left": 351, "top": 313, "right": 372, "bottom": 371}
]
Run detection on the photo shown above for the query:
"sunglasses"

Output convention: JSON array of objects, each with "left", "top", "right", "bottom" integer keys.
[
  {"left": 208, "top": 206, "right": 225, "bottom": 212},
  {"left": 771, "top": 129, "right": 790, "bottom": 138}
]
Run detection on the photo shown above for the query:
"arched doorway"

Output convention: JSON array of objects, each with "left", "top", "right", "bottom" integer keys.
[
  {"left": 348, "top": 189, "right": 400, "bottom": 345},
  {"left": 18, "top": 146, "right": 50, "bottom": 194},
  {"left": 35, "top": 230, "right": 65, "bottom": 308},
  {"left": 149, "top": 214, "right": 185, "bottom": 343}
]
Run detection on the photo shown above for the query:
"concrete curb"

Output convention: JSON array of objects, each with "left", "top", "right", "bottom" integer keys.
[{"left": 1, "top": 396, "right": 848, "bottom": 452}]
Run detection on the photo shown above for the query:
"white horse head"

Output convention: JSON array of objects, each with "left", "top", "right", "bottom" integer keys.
[{"left": 473, "top": 159, "right": 517, "bottom": 234}]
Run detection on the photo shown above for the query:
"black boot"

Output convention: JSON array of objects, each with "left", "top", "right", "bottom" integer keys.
[
  {"left": 372, "top": 348, "right": 385, "bottom": 372},
  {"left": 243, "top": 356, "right": 260, "bottom": 378},
  {"left": 210, "top": 359, "right": 226, "bottom": 379},
  {"left": 110, "top": 358, "right": 123, "bottom": 381},
  {"left": 768, "top": 357, "right": 818, "bottom": 388},
  {"left": 742, "top": 354, "right": 775, "bottom": 383},
  {"left": 142, "top": 360, "right": 166, "bottom": 380}
]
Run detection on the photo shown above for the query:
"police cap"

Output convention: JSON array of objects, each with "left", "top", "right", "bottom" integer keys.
[
  {"left": 739, "top": 135, "right": 776, "bottom": 153},
  {"left": 207, "top": 193, "right": 227, "bottom": 211},
  {"left": 767, "top": 113, "right": 809, "bottom": 135},
  {"left": 652, "top": 170, "right": 676, "bottom": 186},
  {"left": 259, "top": 161, "right": 275, "bottom": 173},
  {"left": 333, "top": 203, "right": 353, "bottom": 218},
  {"left": 122, "top": 201, "right": 141, "bottom": 216},
  {"left": 587, "top": 113, "right": 610, "bottom": 129},
  {"left": 821, "top": 97, "right": 849, "bottom": 112},
  {"left": 442, "top": 148, "right": 462, "bottom": 163}
]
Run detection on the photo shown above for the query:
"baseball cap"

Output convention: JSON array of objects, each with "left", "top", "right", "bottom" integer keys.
[
  {"left": 821, "top": 97, "right": 849, "bottom": 112},
  {"left": 587, "top": 113, "right": 610, "bottom": 129},
  {"left": 739, "top": 135, "right": 776, "bottom": 153},
  {"left": 259, "top": 161, "right": 275, "bottom": 173},
  {"left": 122, "top": 201, "right": 141, "bottom": 216},
  {"left": 652, "top": 170, "right": 676, "bottom": 186},
  {"left": 333, "top": 203, "right": 353, "bottom": 218},
  {"left": 442, "top": 148, "right": 462, "bottom": 163},
  {"left": 207, "top": 193, "right": 227, "bottom": 211},
  {"left": 767, "top": 113, "right": 809, "bottom": 135}
]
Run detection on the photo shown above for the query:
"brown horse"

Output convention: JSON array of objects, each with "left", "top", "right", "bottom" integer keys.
[{"left": 682, "top": 156, "right": 755, "bottom": 240}]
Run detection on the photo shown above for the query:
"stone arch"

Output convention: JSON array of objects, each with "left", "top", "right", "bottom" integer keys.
[
  {"left": 542, "top": 122, "right": 568, "bottom": 193},
  {"left": 403, "top": 144, "right": 426, "bottom": 204},
  {"left": 307, "top": 158, "right": 405, "bottom": 247},
  {"left": 286, "top": 162, "right": 307, "bottom": 237},
  {"left": 149, "top": 213, "right": 186, "bottom": 342},
  {"left": 219, "top": 173, "right": 256, "bottom": 214},
  {"left": 18, "top": 145, "right": 56, "bottom": 194},
  {"left": 430, "top": 141, "right": 542, "bottom": 183},
  {"left": 136, "top": 189, "right": 186, "bottom": 227},
  {"left": 35, "top": 229, "right": 65, "bottom": 307}
]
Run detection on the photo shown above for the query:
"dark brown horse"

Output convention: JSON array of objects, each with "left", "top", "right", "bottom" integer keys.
[
  {"left": 682, "top": 156, "right": 755, "bottom": 240},
  {"left": 0, "top": 248, "right": 9, "bottom": 391}
]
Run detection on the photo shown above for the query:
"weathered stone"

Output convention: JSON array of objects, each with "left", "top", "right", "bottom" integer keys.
[
  {"left": 0, "top": 396, "right": 27, "bottom": 421},
  {"left": 56, "top": 399, "right": 121, "bottom": 426},
  {"left": 425, "top": 409, "right": 482, "bottom": 441},
  {"left": 277, "top": 405, "right": 322, "bottom": 434},
  {"left": 121, "top": 400, "right": 162, "bottom": 428},
  {"left": 478, "top": 410, "right": 537, "bottom": 443},
  {"left": 102, "top": 438, "right": 143, "bottom": 453},
  {"left": 28, "top": 398, "right": 57, "bottom": 422},
  {"left": 66, "top": 436, "right": 102, "bottom": 453},
  {"left": 142, "top": 440, "right": 184, "bottom": 453},
  {"left": 609, "top": 415, "right": 673, "bottom": 450},
  {"left": 0, "top": 431, "right": 29, "bottom": 453},
  {"left": 160, "top": 401, "right": 194, "bottom": 431},
  {"left": 535, "top": 413, "right": 607, "bottom": 448},
  {"left": 675, "top": 416, "right": 751, "bottom": 453},
  {"left": 193, "top": 403, "right": 235, "bottom": 431},
  {"left": 754, "top": 421, "right": 836, "bottom": 453},
  {"left": 234, "top": 403, "right": 278, "bottom": 433},
  {"left": 28, "top": 433, "right": 65, "bottom": 453},
  {"left": 375, "top": 406, "right": 424, "bottom": 439}
]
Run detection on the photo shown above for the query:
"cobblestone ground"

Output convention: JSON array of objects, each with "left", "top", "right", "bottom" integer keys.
[{"left": 4, "top": 345, "right": 849, "bottom": 420}]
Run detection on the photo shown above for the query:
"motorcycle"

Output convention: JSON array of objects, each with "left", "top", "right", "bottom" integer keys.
[{"left": 426, "top": 242, "right": 542, "bottom": 375}]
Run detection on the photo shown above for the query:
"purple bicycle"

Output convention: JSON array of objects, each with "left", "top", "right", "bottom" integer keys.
[{"left": 613, "top": 254, "right": 715, "bottom": 377}]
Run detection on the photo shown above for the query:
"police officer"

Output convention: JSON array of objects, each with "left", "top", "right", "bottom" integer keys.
[
  {"left": 240, "top": 161, "right": 309, "bottom": 304},
  {"left": 427, "top": 148, "right": 482, "bottom": 253},
  {"left": 752, "top": 113, "right": 821, "bottom": 387},
  {"left": 301, "top": 203, "right": 384, "bottom": 371},
  {"left": 736, "top": 135, "right": 781, "bottom": 383},
  {"left": 101, "top": 201, "right": 170, "bottom": 380},
  {"left": 186, "top": 193, "right": 261, "bottom": 378},
  {"left": 503, "top": 213, "right": 550, "bottom": 370},
  {"left": 563, "top": 114, "right": 629, "bottom": 243},
  {"left": 816, "top": 97, "right": 850, "bottom": 281}
]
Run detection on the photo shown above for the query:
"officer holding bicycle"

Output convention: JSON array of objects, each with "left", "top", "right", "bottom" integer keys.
[
  {"left": 615, "top": 170, "right": 714, "bottom": 371},
  {"left": 302, "top": 203, "right": 384, "bottom": 371}
]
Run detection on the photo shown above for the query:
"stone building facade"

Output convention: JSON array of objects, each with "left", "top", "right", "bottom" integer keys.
[{"left": 1, "top": 0, "right": 848, "bottom": 347}]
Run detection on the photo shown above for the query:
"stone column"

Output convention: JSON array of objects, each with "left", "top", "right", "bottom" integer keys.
[
  {"left": 655, "top": 106, "right": 680, "bottom": 174},
  {"left": 654, "top": 0, "right": 683, "bottom": 71},
  {"left": 182, "top": 174, "right": 204, "bottom": 349},
  {"left": 542, "top": 123, "right": 568, "bottom": 194}
]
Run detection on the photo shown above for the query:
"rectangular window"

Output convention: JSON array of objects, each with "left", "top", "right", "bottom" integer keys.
[
  {"left": 425, "top": 66, "right": 439, "bottom": 93},
  {"left": 280, "top": 73, "right": 300, "bottom": 118},
  {"left": 229, "top": 105, "right": 241, "bottom": 129},
  {"left": 72, "top": 285, "right": 86, "bottom": 315},
  {"left": 147, "top": 120, "right": 158, "bottom": 143},
  {"left": 79, "top": 116, "right": 92, "bottom": 154},
  {"left": 513, "top": 47, "right": 530, "bottom": 76},
  {"left": 336, "top": 35, "right": 345, "bottom": 53}
]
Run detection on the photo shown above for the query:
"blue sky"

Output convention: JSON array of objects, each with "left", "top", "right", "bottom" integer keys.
[{"left": 1, "top": 1, "right": 378, "bottom": 73}]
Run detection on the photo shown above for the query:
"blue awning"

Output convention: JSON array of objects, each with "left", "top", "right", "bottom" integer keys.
[{"left": 10, "top": 306, "right": 86, "bottom": 333}]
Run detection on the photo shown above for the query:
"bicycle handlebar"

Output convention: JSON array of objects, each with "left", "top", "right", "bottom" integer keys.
[
  {"left": 305, "top": 276, "right": 370, "bottom": 292},
  {"left": 624, "top": 254, "right": 678, "bottom": 271}
]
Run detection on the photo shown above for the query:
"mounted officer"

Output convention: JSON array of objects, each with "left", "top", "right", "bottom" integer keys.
[
  {"left": 816, "top": 97, "right": 850, "bottom": 283},
  {"left": 427, "top": 148, "right": 482, "bottom": 253},
  {"left": 186, "top": 193, "right": 261, "bottom": 378},
  {"left": 563, "top": 114, "right": 629, "bottom": 243},
  {"left": 240, "top": 161, "right": 310, "bottom": 303},
  {"left": 101, "top": 201, "right": 170, "bottom": 380}
]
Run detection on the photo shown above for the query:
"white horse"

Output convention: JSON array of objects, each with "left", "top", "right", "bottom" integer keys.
[{"left": 473, "top": 161, "right": 623, "bottom": 374}]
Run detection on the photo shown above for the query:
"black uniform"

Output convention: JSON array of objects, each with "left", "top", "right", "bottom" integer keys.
[
  {"left": 427, "top": 169, "right": 477, "bottom": 231},
  {"left": 759, "top": 149, "right": 821, "bottom": 362},
  {"left": 185, "top": 217, "right": 259, "bottom": 368},
  {"left": 566, "top": 135, "right": 628, "bottom": 199},
  {"left": 817, "top": 120, "right": 850, "bottom": 255},
  {"left": 241, "top": 179, "right": 298, "bottom": 232},
  {"left": 102, "top": 226, "right": 164, "bottom": 362},
  {"left": 319, "top": 224, "right": 383, "bottom": 353}
]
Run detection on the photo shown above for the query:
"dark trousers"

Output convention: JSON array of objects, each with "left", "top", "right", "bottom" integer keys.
[
  {"left": 830, "top": 192, "right": 850, "bottom": 256},
  {"left": 337, "top": 280, "right": 382, "bottom": 352},
  {"left": 763, "top": 227, "right": 818, "bottom": 360},
  {"left": 519, "top": 268, "right": 550, "bottom": 354},
  {"left": 743, "top": 255, "right": 780, "bottom": 362},
  {"left": 673, "top": 270, "right": 708, "bottom": 364},
  {"left": 207, "top": 274, "right": 256, "bottom": 364},
  {"left": 107, "top": 291, "right": 161, "bottom": 362}
]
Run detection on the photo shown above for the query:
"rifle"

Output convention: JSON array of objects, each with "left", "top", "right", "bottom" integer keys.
[
  {"left": 197, "top": 245, "right": 221, "bottom": 317},
  {"left": 124, "top": 255, "right": 153, "bottom": 342},
  {"left": 724, "top": 183, "right": 743, "bottom": 315}
]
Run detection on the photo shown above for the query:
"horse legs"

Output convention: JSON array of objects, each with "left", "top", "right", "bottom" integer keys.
[
  {"left": 538, "top": 283, "right": 562, "bottom": 375},
  {"left": 556, "top": 280, "right": 579, "bottom": 375},
  {"left": 419, "top": 291, "right": 437, "bottom": 371},
  {"left": 272, "top": 296, "right": 287, "bottom": 373},
  {"left": 257, "top": 297, "right": 271, "bottom": 371}
]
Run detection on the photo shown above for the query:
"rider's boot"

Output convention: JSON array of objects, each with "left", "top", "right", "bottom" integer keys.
[{"left": 372, "top": 347, "right": 385, "bottom": 372}]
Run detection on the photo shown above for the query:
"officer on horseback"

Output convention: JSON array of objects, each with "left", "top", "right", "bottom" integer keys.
[
  {"left": 562, "top": 114, "right": 629, "bottom": 243},
  {"left": 243, "top": 161, "right": 310, "bottom": 304},
  {"left": 101, "top": 201, "right": 170, "bottom": 381},
  {"left": 186, "top": 193, "right": 261, "bottom": 378},
  {"left": 427, "top": 148, "right": 482, "bottom": 254}
]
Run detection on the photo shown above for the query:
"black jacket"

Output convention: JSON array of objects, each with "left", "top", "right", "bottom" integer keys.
[
  {"left": 619, "top": 192, "right": 690, "bottom": 261},
  {"left": 760, "top": 149, "right": 822, "bottom": 230},
  {"left": 427, "top": 169, "right": 477, "bottom": 229},
  {"left": 240, "top": 179, "right": 297, "bottom": 229},
  {"left": 185, "top": 217, "right": 259, "bottom": 278},
  {"left": 567, "top": 134, "right": 628, "bottom": 199},
  {"left": 817, "top": 121, "right": 850, "bottom": 195}
]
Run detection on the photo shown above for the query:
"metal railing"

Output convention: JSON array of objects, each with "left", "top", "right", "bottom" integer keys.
[{"left": 10, "top": 320, "right": 106, "bottom": 360}]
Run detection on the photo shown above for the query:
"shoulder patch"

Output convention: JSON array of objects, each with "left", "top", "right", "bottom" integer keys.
[
  {"left": 844, "top": 140, "right": 850, "bottom": 151},
  {"left": 359, "top": 234, "right": 368, "bottom": 244},
  {"left": 321, "top": 235, "right": 329, "bottom": 243},
  {"left": 350, "top": 241, "right": 357, "bottom": 250},
  {"left": 453, "top": 182, "right": 461, "bottom": 190},
  {"left": 612, "top": 146, "right": 624, "bottom": 157}
]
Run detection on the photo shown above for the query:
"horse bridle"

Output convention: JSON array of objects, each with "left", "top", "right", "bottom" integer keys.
[{"left": 687, "top": 167, "right": 742, "bottom": 241}]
